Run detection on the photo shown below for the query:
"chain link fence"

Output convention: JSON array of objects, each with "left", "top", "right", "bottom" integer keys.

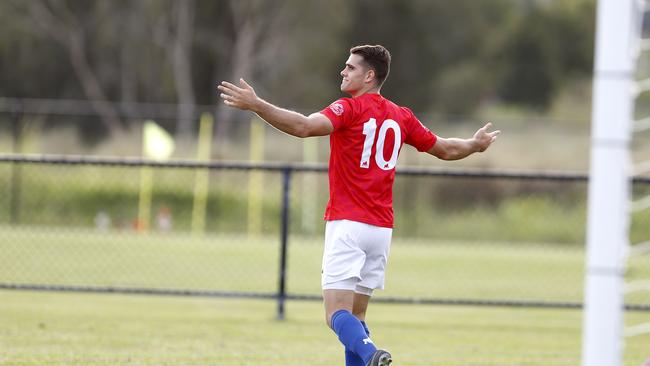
[{"left": 1, "top": 155, "right": 649, "bottom": 316}]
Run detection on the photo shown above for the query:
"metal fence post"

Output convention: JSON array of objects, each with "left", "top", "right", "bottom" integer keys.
[{"left": 277, "top": 167, "right": 291, "bottom": 320}]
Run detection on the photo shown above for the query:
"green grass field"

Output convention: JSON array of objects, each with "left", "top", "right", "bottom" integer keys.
[
  {"left": 1, "top": 290, "right": 649, "bottom": 365},
  {"left": 1, "top": 227, "right": 650, "bottom": 365},
  {"left": 1, "top": 226, "right": 649, "bottom": 304}
]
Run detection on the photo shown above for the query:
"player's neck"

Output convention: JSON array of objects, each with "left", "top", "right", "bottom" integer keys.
[{"left": 350, "top": 85, "right": 381, "bottom": 98}]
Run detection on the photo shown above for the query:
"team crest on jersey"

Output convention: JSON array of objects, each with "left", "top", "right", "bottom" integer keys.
[{"left": 329, "top": 102, "right": 344, "bottom": 116}]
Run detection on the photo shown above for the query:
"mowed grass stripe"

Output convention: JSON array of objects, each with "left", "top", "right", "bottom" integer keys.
[
  {"left": 1, "top": 226, "right": 649, "bottom": 304},
  {"left": 0, "top": 290, "right": 649, "bottom": 365}
]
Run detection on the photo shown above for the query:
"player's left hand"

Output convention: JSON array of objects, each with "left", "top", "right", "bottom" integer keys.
[
  {"left": 218, "top": 78, "right": 258, "bottom": 111},
  {"left": 473, "top": 122, "right": 500, "bottom": 152}
]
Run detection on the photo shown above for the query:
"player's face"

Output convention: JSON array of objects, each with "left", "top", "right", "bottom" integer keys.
[{"left": 340, "top": 54, "right": 372, "bottom": 96}]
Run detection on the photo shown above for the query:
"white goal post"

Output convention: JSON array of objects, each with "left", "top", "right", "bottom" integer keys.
[{"left": 582, "top": 1, "right": 642, "bottom": 365}]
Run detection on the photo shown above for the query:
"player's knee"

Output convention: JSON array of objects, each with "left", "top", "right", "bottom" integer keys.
[
  {"left": 325, "top": 310, "right": 339, "bottom": 329},
  {"left": 325, "top": 307, "right": 344, "bottom": 329}
]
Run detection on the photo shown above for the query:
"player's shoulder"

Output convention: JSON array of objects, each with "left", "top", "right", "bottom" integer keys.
[
  {"left": 396, "top": 103, "right": 415, "bottom": 117},
  {"left": 325, "top": 97, "right": 355, "bottom": 117}
]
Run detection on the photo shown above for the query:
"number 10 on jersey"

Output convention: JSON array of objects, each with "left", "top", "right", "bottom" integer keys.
[{"left": 360, "top": 118, "right": 402, "bottom": 171}]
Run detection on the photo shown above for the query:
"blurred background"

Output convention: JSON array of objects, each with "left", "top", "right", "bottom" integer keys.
[
  {"left": 0, "top": 0, "right": 649, "bottom": 317},
  {"left": 0, "top": 0, "right": 611, "bottom": 164}
]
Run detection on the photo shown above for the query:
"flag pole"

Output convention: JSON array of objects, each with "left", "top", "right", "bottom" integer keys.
[
  {"left": 192, "top": 113, "right": 214, "bottom": 236},
  {"left": 248, "top": 117, "right": 265, "bottom": 237}
]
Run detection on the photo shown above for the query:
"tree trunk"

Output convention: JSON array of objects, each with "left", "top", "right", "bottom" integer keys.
[
  {"left": 171, "top": 0, "right": 196, "bottom": 141},
  {"left": 67, "top": 32, "right": 125, "bottom": 137},
  {"left": 214, "top": 16, "right": 257, "bottom": 156},
  {"left": 26, "top": 0, "right": 126, "bottom": 137}
]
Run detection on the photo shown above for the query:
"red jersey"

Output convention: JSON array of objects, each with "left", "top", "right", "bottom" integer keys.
[{"left": 319, "top": 93, "right": 437, "bottom": 228}]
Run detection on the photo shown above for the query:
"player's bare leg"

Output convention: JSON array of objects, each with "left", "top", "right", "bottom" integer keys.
[
  {"left": 352, "top": 292, "right": 391, "bottom": 366},
  {"left": 352, "top": 292, "right": 371, "bottom": 321},
  {"left": 324, "top": 289, "right": 355, "bottom": 327},
  {"left": 324, "top": 289, "right": 392, "bottom": 366},
  {"left": 347, "top": 293, "right": 371, "bottom": 366}
]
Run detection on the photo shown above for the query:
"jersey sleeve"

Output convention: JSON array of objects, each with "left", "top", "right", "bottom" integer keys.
[
  {"left": 319, "top": 98, "right": 354, "bottom": 132},
  {"left": 403, "top": 107, "right": 437, "bottom": 152}
]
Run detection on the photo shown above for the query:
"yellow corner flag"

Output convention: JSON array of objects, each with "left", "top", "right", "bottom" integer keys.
[
  {"left": 138, "top": 120, "right": 174, "bottom": 232},
  {"left": 143, "top": 120, "right": 175, "bottom": 161}
]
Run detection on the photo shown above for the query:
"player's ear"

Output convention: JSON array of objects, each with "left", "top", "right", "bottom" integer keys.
[{"left": 365, "top": 69, "right": 376, "bottom": 84}]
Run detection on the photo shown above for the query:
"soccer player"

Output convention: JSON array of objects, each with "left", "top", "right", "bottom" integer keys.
[{"left": 218, "top": 44, "right": 499, "bottom": 366}]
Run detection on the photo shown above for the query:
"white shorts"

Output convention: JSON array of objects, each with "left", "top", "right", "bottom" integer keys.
[{"left": 321, "top": 220, "right": 392, "bottom": 296}]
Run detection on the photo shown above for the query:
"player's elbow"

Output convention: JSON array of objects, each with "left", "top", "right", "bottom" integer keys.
[
  {"left": 293, "top": 124, "right": 311, "bottom": 138},
  {"left": 297, "top": 116, "right": 332, "bottom": 138},
  {"left": 283, "top": 117, "right": 310, "bottom": 138}
]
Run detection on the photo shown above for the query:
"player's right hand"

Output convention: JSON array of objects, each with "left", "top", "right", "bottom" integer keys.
[
  {"left": 218, "top": 78, "right": 259, "bottom": 111},
  {"left": 473, "top": 122, "right": 500, "bottom": 152}
]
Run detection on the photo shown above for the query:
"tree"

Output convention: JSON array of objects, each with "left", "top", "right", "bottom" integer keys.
[
  {"left": 193, "top": 0, "right": 349, "bottom": 146},
  {"left": 0, "top": 0, "right": 597, "bottom": 144},
  {"left": 151, "top": 0, "right": 197, "bottom": 140},
  {"left": 12, "top": 0, "right": 127, "bottom": 136},
  {"left": 496, "top": 0, "right": 595, "bottom": 109},
  {"left": 344, "top": 0, "right": 513, "bottom": 116}
]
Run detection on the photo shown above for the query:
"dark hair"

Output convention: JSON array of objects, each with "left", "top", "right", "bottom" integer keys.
[{"left": 350, "top": 45, "right": 391, "bottom": 87}]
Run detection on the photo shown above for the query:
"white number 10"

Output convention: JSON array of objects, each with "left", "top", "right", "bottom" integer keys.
[{"left": 360, "top": 118, "right": 401, "bottom": 170}]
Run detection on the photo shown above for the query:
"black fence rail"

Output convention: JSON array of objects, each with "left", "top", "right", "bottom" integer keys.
[{"left": 1, "top": 154, "right": 649, "bottom": 318}]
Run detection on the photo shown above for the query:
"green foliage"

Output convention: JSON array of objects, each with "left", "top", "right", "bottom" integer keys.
[
  {"left": 391, "top": 176, "right": 591, "bottom": 244},
  {"left": 3, "top": 164, "right": 649, "bottom": 244},
  {"left": 397, "top": 196, "right": 586, "bottom": 244},
  {"left": 433, "top": 61, "right": 489, "bottom": 116},
  {"left": 0, "top": 0, "right": 598, "bottom": 142},
  {"left": 345, "top": 0, "right": 515, "bottom": 116},
  {"left": 496, "top": 0, "right": 595, "bottom": 109},
  {"left": 0, "top": 165, "right": 282, "bottom": 233}
]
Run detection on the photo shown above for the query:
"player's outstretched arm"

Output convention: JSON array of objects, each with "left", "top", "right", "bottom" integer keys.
[
  {"left": 427, "top": 122, "right": 500, "bottom": 161},
  {"left": 218, "top": 78, "right": 333, "bottom": 138}
]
